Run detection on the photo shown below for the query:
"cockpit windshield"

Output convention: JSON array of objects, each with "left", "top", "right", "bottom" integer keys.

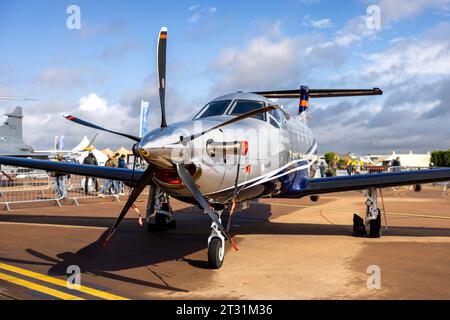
[
  {"left": 229, "top": 100, "right": 266, "bottom": 121},
  {"left": 195, "top": 100, "right": 231, "bottom": 119}
]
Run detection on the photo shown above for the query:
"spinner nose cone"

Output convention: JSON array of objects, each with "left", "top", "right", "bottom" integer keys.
[{"left": 138, "top": 126, "right": 186, "bottom": 168}]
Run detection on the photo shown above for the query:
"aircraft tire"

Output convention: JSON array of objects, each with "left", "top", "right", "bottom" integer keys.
[
  {"left": 208, "top": 237, "right": 224, "bottom": 269},
  {"left": 369, "top": 209, "right": 381, "bottom": 238}
]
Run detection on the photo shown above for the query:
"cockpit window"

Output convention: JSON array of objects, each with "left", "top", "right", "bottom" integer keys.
[
  {"left": 268, "top": 108, "right": 284, "bottom": 128},
  {"left": 195, "top": 100, "right": 231, "bottom": 119},
  {"left": 229, "top": 100, "right": 266, "bottom": 121}
]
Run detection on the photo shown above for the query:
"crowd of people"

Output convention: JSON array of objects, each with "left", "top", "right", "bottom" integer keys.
[{"left": 53, "top": 152, "right": 129, "bottom": 199}]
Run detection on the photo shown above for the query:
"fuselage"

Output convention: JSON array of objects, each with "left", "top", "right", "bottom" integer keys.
[{"left": 139, "top": 92, "right": 318, "bottom": 205}]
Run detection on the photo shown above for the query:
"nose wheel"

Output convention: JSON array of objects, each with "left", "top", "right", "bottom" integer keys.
[
  {"left": 207, "top": 215, "right": 226, "bottom": 269},
  {"left": 208, "top": 237, "right": 225, "bottom": 269}
]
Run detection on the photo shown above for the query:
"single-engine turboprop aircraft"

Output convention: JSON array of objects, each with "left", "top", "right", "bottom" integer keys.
[{"left": 2, "top": 27, "right": 450, "bottom": 269}]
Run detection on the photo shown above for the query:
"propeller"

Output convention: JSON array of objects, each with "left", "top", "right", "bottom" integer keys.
[
  {"left": 157, "top": 27, "right": 168, "bottom": 128},
  {"left": 175, "top": 163, "right": 238, "bottom": 251},
  {"left": 179, "top": 104, "right": 280, "bottom": 145},
  {"left": 64, "top": 115, "right": 141, "bottom": 142},
  {"left": 102, "top": 165, "right": 155, "bottom": 244}
]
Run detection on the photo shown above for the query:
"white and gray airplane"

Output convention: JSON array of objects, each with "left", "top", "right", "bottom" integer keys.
[{"left": 1, "top": 27, "right": 450, "bottom": 268}]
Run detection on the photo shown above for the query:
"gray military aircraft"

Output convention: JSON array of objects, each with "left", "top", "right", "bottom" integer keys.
[
  {"left": 1, "top": 27, "right": 450, "bottom": 268},
  {"left": 0, "top": 106, "right": 35, "bottom": 156}
]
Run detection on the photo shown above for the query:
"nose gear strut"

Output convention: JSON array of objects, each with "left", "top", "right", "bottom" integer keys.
[{"left": 146, "top": 184, "right": 176, "bottom": 231}]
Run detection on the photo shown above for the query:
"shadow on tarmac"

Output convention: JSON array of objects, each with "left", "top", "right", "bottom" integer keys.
[{"left": 1, "top": 202, "right": 450, "bottom": 292}]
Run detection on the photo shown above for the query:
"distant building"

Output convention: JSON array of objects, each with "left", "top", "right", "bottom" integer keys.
[{"left": 366, "top": 151, "right": 431, "bottom": 169}]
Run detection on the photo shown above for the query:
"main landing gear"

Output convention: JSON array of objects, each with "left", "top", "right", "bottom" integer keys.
[
  {"left": 146, "top": 186, "right": 176, "bottom": 232},
  {"left": 353, "top": 188, "right": 382, "bottom": 238},
  {"left": 365, "top": 188, "right": 381, "bottom": 238}
]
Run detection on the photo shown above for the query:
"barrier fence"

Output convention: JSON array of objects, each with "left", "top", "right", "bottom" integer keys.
[
  {"left": 0, "top": 170, "right": 61, "bottom": 211},
  {"left": 0, "top": 168, "right": 136, "bottom": 211}
]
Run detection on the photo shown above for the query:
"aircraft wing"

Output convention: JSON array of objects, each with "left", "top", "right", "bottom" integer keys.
[
  {"left": 0, "top": 156, "right": 143, "bottom": 184},
  {"left": 279, "top": 169, "right": 450, "bottom": 198}
]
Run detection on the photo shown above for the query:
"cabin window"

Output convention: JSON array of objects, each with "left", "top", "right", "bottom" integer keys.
[
  {"left": 229, "top": 100, "right": 266, "bottom": 121},
  {"left": 195, "top": 100, "right": 231, "bottom": 119}
]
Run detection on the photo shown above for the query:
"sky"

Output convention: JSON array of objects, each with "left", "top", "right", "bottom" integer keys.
[{"left": 0, "top": 0, "right": 450, "bottom": 154}]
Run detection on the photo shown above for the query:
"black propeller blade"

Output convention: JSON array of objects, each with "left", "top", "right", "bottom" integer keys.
[
  {"left": 102, "top": 166, "right": 155, "bottom": 244},
  {"left": 64, "top": 115, "right": 141, "bottom": 142},
  {"left": 175, "top": 163, "right": 238, "bottom": 251},
  {"left": 158, "top": 27, "right": 168, "bottom": 128},
  {"left": 179, "top": 104, "right": 280, "bottom": 145}
]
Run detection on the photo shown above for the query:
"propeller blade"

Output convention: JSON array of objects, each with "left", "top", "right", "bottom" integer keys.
[
  {"left": 179, "top": 104, "right": 279, "bottom": 145},
  {"left": 85, "top": 133, "right": 99, "bottom": 150},
  {"left": 103, "top": 165, "right": 154, "bottom": 244},
  {"left": 64, "top": 115, "right": 141, "bottom": 142},
  {"left": 175, "top": 163, "right": 238, "bottom": 250},
  {"left": 157, "top": 27, "right": 168, "bottom": 128}
]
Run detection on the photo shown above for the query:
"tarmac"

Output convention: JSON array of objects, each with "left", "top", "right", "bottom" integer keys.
[{"left": 0, "top": 186, "right": 450, "bottom": 300}]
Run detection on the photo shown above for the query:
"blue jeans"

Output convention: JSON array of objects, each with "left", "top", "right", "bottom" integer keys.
[
  {"left": 54, "top": 176, "right": 66, "bottom": 198},
  {"left": 102, "top": 180, "right": 119, "bottom": 194},
  {"left": 102, "top": 179, "right": 111, "bottom": 194}
]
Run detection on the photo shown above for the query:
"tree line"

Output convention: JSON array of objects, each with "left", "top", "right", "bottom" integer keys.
[{"left": 431, "top": 150, "right": 450, "bottom": 167}]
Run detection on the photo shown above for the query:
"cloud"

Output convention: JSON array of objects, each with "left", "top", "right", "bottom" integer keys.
[
  {"left": 188, "top": 5, "right": 217, "bottom": 23},
  {"left": 308, "top": 21, "right": 450, "bottom": 154},
  {"left": 207, "top": 23, "right": 344, "bottom": 94},
  {"left": 302, "top": 16, "right": 333, "bottom": 29},
  {"left": 361, "top": 22, "right": 450, "bottom": 85},
  {"left": 379, "top": 0, "right": 450, "bottom": 24},
  {"left": 188, "top": 4, "right": 200, "bottom": 11},
  {"left": 79, "top": 93, "right": 108, "bottom": 112},
  {"left": 19, "top": 92, "right": 140, "bottom": 150}
]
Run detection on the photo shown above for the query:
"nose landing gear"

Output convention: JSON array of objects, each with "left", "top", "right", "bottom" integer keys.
[
  {"left": 146, "top": 185, "right": 176, "bottom": 232},
  {"left": 208, "top": 217, "right": 226, "bottom": 269}
]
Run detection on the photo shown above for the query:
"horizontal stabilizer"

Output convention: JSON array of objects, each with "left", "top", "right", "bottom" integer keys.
[{"left": 253, "top": 88, "right": 383, "bottom": 99}]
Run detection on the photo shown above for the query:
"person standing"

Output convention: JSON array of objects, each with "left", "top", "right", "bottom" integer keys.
[
  {"left": 101, "top": 154, "right": 118, "bottom": 195},
  {"left": 354, "top": 161, "right": 361, "bottom": 175},
  {"left": 346, "top": 160, "right": 354, "bottom": 176},
  {"left": 391, "top": 157, "right": 401, "bottom": 172},
  {"left": 117, "top": 154, "right": 127, "bottom": 195},
  {"left": 111, "top": 153, "right": 120, "bottom": 194},
  {"left": 82, "top": 152, "right": 99, "bottom": 195},
  {"left": 54, "top": 154, "right": 67, "bottom": 199},
  {"left": 319, "top": 162, "right": 326, "bottom": 178}
]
